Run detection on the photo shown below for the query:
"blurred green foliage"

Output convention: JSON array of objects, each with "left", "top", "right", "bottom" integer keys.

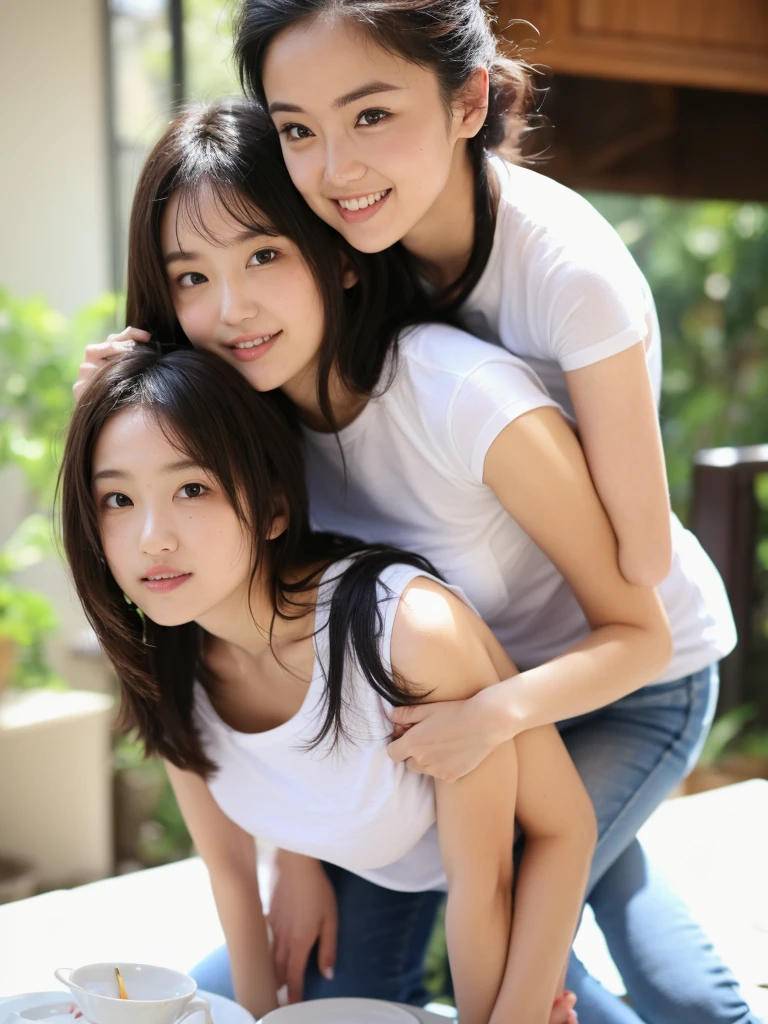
[
  {"left": 587, "top": 194, "right": 768, "bottom": 714},
  {"left": 0, "top": 287, "right": 122, "bottom": 687},
  {"left": 585, "top": 195, "right": 768, "bottom": 514}
]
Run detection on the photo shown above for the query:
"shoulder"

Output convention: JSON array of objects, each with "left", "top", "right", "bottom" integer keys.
[
  {"left": 496, "top": 161, "right": 620, "bottom": 241},
  {"left": 399, "top": 322, "right": 547, "bottom": 391},
  {"left": 389, "top": 576, "right": 499, "bottom": 701},
  {"left": 494, "top": 162, "right": 647, "bottom": 290}
]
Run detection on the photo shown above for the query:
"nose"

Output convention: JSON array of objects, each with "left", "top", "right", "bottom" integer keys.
[
  {"left": 219, "top": 275, "right": 259, "bottom": 328},
  {"left": 323, "top": 134, "right": 366, "bottom": 189},
  {"left": 139, "top": 508, "right": 178, "bottom": 557}
]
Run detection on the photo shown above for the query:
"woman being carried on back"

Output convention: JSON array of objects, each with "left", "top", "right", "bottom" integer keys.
[
  {"left": 74, "top": 96, "right": 751, "bottom": 1022},
  {"left": 63, "top": 343, "right": 595, "bottom": 1024}
]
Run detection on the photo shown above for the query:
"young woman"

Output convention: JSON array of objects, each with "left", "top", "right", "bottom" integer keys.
[
  {"left": 62, "top": 345, "right": 596, "bottom": 1024},
  {"left": 74, "top": 100, "right": 752, "bottom": 1023}
]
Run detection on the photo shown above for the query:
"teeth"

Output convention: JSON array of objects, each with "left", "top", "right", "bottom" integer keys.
[
  {"left": 234, "top": 334, "right": 274, "bottom": 349},
  {"left": 146, "top": 574, "right": 184, "bottom": 581},
  {"left": 338, "top": 190, "right": 388, "bottom": 211}
]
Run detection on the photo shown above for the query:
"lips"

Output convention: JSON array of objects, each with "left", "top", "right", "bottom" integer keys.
[
  {"left": 141, "top": 566, "right": 192, "bottom": 593},
  {"left": 333, "top": 188, "right": 392, "bottom": 225},
  {"left": 225, "top": 331, "right": 281, "bottom": 363}
]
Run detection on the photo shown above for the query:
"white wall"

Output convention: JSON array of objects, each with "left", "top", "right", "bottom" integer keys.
[
  {"left": 0, "top": 0, "right": 111, "bottom": 315},
  {"left": 1, "top": 0, "right": 113, "bottom": 694}
]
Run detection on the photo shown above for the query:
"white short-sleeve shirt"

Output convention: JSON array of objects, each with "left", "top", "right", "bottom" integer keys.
[
  {"left": 460, "top": 160, "right": 662, "bottom": 417},
  {"left": 303, "top": 324, "right": 735, "bottom": 682}
]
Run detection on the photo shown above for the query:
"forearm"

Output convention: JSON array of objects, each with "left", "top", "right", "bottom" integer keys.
[
  {"left": 210, "top": 866, "right": 278, "bottom": 1019},
  {"left": 445, "top": 881, "right": 512, "bottom": 1024},
  {"left": 490, "top": 831, "right": 593, "bottom": 1024},
  {"left": 494, "top": 620, "right": 672, "bottom": 735}
]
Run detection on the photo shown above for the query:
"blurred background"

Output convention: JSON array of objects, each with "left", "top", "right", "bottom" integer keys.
[{"left": 1, "top": 0, "right": 767, "bottom": 912}]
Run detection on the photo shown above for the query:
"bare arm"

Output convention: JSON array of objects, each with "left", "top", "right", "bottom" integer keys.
[
  {"left": 164, "top": 761, "right": 278, "bottom": 1019},
  {"left": 388, "top": 402, "right": 672, "bottom": 779},
  {"left": 482, "top": 403, "right": 672, "bottom": 734},
  {"left": 392, "top": 581, "right": 590, "bottom": 1024},
  {"left": 566, "top": 341, "right": 671, "bottom": 587},
  {"left": 490, "top": 724, "right": 595, "bottom": 1024}
]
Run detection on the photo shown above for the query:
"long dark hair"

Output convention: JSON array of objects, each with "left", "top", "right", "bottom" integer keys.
[
  {"left": 59, "top": 348, "right": 438, "bottom": 776},
  {"left": 234, "top": 0, "right": 535, "bottom": 307},
  {"left": 126, "top": 97, "right": 421, "bottom": 429}
]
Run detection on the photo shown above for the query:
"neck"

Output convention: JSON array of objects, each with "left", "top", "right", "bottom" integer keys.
[
  {"left": 401, "top": 140, "right": 477, "bottom": 291},
  {"left": 281, "top": 355, "right": 368, "bottom": 433},
  {"left": 195, "top": 567, "right": 315, "bottom": 667}
]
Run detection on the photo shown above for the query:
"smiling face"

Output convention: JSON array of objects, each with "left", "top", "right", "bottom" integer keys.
[
  {"left": 93, "top": 406, "right": 255, "bottom": 629},
  {"left": 161, "top": 185, "right": 327, "bottom": 395},
  {"left": 262, "top": 17, "right": 486, "bottom": 254}
]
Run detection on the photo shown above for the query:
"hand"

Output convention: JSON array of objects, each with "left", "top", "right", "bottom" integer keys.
[
  {"left": 73, "top": 326, "right": 151, "bottom": 402},
  {"left": 387, "top": 686, "right": 512, "bottom": 781},
  {"left": 550, "top": 990, "right": 578, "bottom": 1024},
  {"left": 268, "top": 851, "right": 338, "bottom": 1003}
]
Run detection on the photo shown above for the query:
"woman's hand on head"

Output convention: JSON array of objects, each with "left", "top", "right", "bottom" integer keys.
[
  {"left": 72, "top": 326, "right": 151, "bottom": 403},
  {"left": 269, "top": 850, "right": 338, "bottom": 1003},
  {"left": 387, "top": 685, "right": 510, "bottom": 782}
]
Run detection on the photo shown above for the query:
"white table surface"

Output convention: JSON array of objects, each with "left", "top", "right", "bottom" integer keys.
[{"left": 1, "top": 782, "right": 766, "bottom": 1020}]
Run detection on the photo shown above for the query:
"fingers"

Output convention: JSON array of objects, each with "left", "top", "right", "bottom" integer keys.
[
  {"left": 385, "top": 732, "right": 412, "bottom": 763},
  {"left": 285, "top": 940, "right": 312, "bottom": 1004},
  {"left": 73, "top": 328, "right": 152, "bottom": 401},
  {"left": 549, "top": 991, "right": 577, "bottom": 1024},
  {"left": 317, "top": 907, "right": 338, "bottom": 983},
  {"left": 388, "top": 704, "right": 431, "bottom": 726},
  {"left": 271, "top": 932, "right": 289, "bottom": 992}
]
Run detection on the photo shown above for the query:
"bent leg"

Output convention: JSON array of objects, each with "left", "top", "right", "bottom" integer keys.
[
  {"left": 589, "top": 841, "right": 760, "bottom": 1024},
  {"left": 559, "top": 666, "right": 719, "bottom": 890}
]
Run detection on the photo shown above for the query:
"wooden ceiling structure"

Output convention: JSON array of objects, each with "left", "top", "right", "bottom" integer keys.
[{"left": 500, "top": 1, "right": 768, "bottom": 200}]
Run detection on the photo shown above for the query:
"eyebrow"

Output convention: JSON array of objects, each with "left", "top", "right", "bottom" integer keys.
[
  {"left": 163, "top": 227, "right": 277, "bottom": 266},
  {"left": 269, "top": 81, "right": 402, "bottom": 116},
  {"left": 92, "top": 459, "right": 202, "bottom": 483}
]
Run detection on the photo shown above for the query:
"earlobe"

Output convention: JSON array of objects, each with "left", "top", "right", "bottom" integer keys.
[
  {"left": 267, "top": 511, "right": 289, "bottom": 541},
  {"left": 459, "top": 66, "right": 490, "bottom": 139},
  {"left": 340, "top": 253, "right": 359, "bottom": 290},
  {"left": 267, "top": 493, "right": 290, "bottom": 541}
]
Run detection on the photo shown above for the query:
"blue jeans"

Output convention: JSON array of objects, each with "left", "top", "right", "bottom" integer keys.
[{"left": 190, "top": 665, "right": 759, "bottom": 1022}]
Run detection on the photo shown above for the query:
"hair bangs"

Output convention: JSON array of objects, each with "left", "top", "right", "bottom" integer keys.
[{"left": 169, "top": 176, "right": 279, "bottom": 251}]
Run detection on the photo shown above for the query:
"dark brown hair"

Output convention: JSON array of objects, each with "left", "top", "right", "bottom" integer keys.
[
  {"left": 234, "top": 0, "right": 535, "bottom": 306},
  {"left": 59, "top": 347, "right": 437, "bottom": 776},
  {"left": 125, "top": 96, "right": 421, "bottom": 428}
]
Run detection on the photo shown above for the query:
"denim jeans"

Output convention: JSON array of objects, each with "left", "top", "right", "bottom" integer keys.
[{"left": 190, "top": 664, "right": 759, "bottom": 1022}]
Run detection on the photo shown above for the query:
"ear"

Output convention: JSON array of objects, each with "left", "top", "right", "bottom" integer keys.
[
  {"left": 340, "top": 252, "right": 359, "bottom": 289},
  {"left": 267, "top": 493, "right": 289, "bottom": 541},
  {"left": 456, "top": 66, "right": 489, "bottom": 139}
]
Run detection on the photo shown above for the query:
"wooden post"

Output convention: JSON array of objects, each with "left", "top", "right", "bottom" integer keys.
[{"left": 690, "top": 445, "right": 768, "bottom": 712}]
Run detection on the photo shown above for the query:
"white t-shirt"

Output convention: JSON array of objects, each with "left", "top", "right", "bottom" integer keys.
[
  {"left": 460, "top": 160, "right": 662, "bottom": 418},
  {"left": 196, "top": 560, "right": 452, "bottom": 893},
  {"left": 303, "top": 324, "right": 736, "bottom": 682}
]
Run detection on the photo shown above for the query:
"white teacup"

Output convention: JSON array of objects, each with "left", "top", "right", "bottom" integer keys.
[{"left": 54, "top": 963, "right": 213, "bottom": 1024}]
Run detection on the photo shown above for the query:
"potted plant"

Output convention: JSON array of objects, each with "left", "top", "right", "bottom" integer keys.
[{"left": 0, "top": 513, "right": 62, "bottom": 696}]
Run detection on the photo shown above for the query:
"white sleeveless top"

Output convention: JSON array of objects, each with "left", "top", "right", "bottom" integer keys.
[
  {"left": 303, "top": 324, "right": 736, "bottom": 683},
  {"left": 195, "top": 561, "right": 454, "bottom": 893},
  {"left": 461, "top": 159, "right": 662, "bottom": 420}
]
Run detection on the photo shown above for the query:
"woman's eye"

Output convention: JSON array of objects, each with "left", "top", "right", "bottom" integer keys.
[
  {"left": 178, "top": 483, "right": 208, "bottom": 499},
  {"left": 249, "top": 249, "right": 278, "bottom": 267},
  {"left": 280, "top": 123, "right": 314, "bottom": 142},
  {"left": 178, "top": 271, "right": 207, "bottom": 288},
  {"left": 356, "top": 109, "right": 390, "bottom": 127},
  {"left": 104, "top": 492, "right": 132, "bottom": 509}
]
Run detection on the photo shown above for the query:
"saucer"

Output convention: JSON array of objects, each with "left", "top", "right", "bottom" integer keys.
[
  {"left": 261, "top": 1000, "right": 419, "bottom": 1024},
  {"left": 0, "top": 991, "right": 253, "bottom": 1024}
]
